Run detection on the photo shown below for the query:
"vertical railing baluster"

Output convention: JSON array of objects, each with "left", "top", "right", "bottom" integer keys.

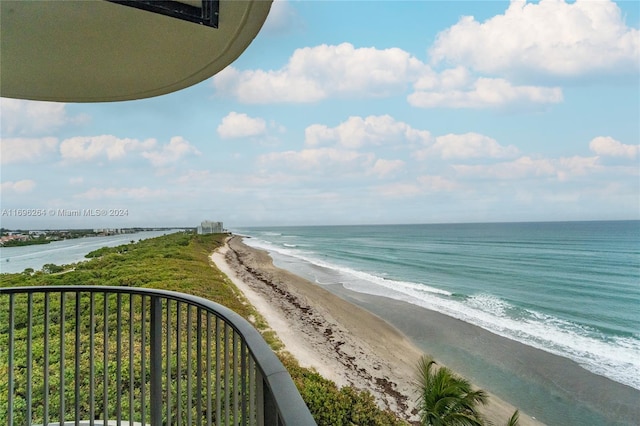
[
  {"left": 0, "top": 300, "right": 1, "bottom": 422},
  {"left": 116, "top": 293, "right": 122, "bottom": 426},
  {"left": 187, "top": 304, "right": 193, "bottom": 426},
  {"left": 8, "top": 293, "right": 14, "bottom": 426},
  {"left": 255, "top": 369, "right": 264, "bottom": 426},
  {"left": 166, "top": 299, "right": 172, "bottom": 426},
  {"left": 196, "top": 308, "right": 203, "bottom": 426},
  {"left": 103, "top": 292, "right": 109, "bottom": 422},
  {"left": 176, "top": 302, "right": 182, "bottom": 426},
  {"left": 60, "top": 292, "right": 66, "bottom": 424},
  {"left": 249, "top": 356, "right": 256, "bottom": 426},
  {"left": 129, "top": 294, "right": 135, "bottom": 424},
  {"left": 206, "top": 313, "right": 212, "bottom": 426},
  {"left": 0, "top": 296, "right": 3, "bottom": 425},
  {"left": 224, "top": 324, "right": 230, "bottom": 426},
  {"left": 44, "top": 293, "right": 50, "bottom": 425},
  {"left": 215, "top": 317, "right": 222, "bottom": 426},
  {"left": 27, "top": 293, "right": 33, "bottom": 424},
  {"left": 233, "top": 332, "right": 239, "bottom": 424},
  {"left": 241, "top": 340, "right": 248, "bottom": 426},
  {"left": 141, "top": 295, "right": 147, "bottom": 426},
  {"left": 150, "top": 295, "right": 162, "bottom": 426},
  {"left": 75, "top": 292, "right": 81, "bottom": 426},
  {"left": 263, "top": 373, "right": 277, "bottom": 426},
  {"left": 90, "top": 292, "right": 95, "bottom": 426}
]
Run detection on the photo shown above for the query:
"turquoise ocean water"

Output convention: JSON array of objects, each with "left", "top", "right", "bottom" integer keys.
[{"left": 235, "top": 221, "right": 640, "bottom": 423}]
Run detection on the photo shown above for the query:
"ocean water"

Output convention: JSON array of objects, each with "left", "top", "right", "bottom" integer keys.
[
  {"left": 234, "top": 221, "right": 640, "bottom": 422},
  {"left": 0, "top": 230, "right": 180, "bottom": 274}
]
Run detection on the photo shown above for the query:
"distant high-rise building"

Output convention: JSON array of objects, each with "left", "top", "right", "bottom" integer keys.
[{"left": 197, "top": 221, "right": 223, "bottom": 234}]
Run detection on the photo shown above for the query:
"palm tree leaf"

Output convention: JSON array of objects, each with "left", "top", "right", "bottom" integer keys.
[{"left": 415, "top": 354, "right": 488, "bottom": 426}]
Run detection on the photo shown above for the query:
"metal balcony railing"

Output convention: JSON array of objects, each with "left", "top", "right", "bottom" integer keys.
[{"left": 0, "top": 286, "right": 316, "bottom": 426}]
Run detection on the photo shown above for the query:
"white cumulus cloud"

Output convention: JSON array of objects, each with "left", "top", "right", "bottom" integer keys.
[
  {"left": 375, "top": 175, "right": 458, "bottom": 197},
  {"left": 413, "top": 132, "right": 519, "bottom": 160},
  {"left": 417, "top": 175, "right": 459, "bottom": 192},
  {"left": 259, "top": 148, "right": 374, "bottom": 173},
  {"left": 371, "top": 159, "right": 405, "bottom": 177},
  {"left": 0, "top": 137, "right": 58, "bottom": 164},
  {"left": 453, "top": 155, "right": 602, "bottom": 181},
  {"left": 305, "top": 115, "right": 431, "bottom": 149},
  {"left": 213, "top": 43, "right": 425, "bottom": 103},
  {"left": 556, "top": 155, "right": 601, "bottom": 181},
  {"left": 0, "top": 179, "right": 36, "bottom": 194},
  {"left": 261, "top": 0, "right": 299, "bottom": 35},
  {"left": 60, "top": 135, "right": 156, "bottom": 162},
  {"left": 589, "top": 136, "right": 639, "bottom": 158},
  {"left": 375, "top": 182, "right": 422, "bottom": 198},
  {"left": 409, "top": 75, "right": 563, "bottom": 108},
  {"left": 217, "top": 112, "right": 267, "bottom": 139},
  {"left": 453, "top": 156, "right": 557, "bottom": 180},
  {"left": 141, "top": 137, "right": 201, "bottom": 167},
  {"left": 75, "top": 186, "right": 167, "bottom": 200},
  {"left": 213, "top": 38, "right": 569, "bottom": 109},
  {"left": 0, "top": 98, "right": 88, "bottom": 136},
  {"left": 59, "top": 135, "right": 199, "bottom": 167},
  {"left": 430, "top": 0, "right": 640, "bottom": 77}
]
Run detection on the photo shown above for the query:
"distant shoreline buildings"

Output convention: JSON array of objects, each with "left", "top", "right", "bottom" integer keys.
[
  {"left": 197, "top": 220, "right": 224, "bottom": 234},
  {"left": 0, "top": 227, "right": 180, "bottom": 247}
]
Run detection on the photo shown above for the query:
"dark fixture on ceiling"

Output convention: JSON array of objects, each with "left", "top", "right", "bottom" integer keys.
[{"left": 106, "top": 0, "right": 219, "bottom": 28}]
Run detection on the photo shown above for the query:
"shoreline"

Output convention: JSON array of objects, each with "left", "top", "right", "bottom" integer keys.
[
  {"left": 330, "top": 286, "right": 640, "bottom": 426},
  {"left": 212, "top": 235, "right": 543, "bottom": 425}
]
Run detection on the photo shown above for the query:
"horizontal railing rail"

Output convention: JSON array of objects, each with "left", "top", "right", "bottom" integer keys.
[{"left": 0, "top": 286, "right": 316, "bottom": 426}]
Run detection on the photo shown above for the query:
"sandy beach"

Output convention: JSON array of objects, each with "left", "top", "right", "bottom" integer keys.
[{"left": 211, "top": 235, "right": 545, "bottom": 425}]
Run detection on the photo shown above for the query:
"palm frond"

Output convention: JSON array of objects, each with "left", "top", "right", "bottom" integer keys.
[
  {"left": 506, "top": 410, "right": 520, "bottom": 426},
  {"left": 415, "top": 354, "right": 488, "bottom": 426}
]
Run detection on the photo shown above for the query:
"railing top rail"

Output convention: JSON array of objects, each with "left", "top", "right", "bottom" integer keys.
[{"left": 1, "top": 285, "right": 316, "bottom": 425}]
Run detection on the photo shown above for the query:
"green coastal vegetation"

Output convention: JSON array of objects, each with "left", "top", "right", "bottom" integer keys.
[{"left": 1, "top": 232, "right": 518, "bottom": 425}]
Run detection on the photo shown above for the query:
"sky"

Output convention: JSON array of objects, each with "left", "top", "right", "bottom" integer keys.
[{"left": 1, "top": 0, "right": 639, "bottom": 229}]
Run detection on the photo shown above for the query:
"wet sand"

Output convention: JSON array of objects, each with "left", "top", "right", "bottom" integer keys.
[
  {"left": 212, "top": 236, "right": 549, "bottom": 425},
  {"left": 334, "top": 288, "right": 640, "bottom": 426}
]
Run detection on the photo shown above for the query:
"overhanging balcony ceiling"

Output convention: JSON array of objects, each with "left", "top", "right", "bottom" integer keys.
[{"left": 0, "top": 0, "right": 272, "bottom": 102}]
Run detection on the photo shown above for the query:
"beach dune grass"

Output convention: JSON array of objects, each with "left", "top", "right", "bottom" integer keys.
[{"left": 280, "top": 352, "right": 406, "bottom": 425}]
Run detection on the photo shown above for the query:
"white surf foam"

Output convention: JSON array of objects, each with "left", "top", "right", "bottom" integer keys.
[{"left": 241, "top": 235, "right": 640, "bottom": 390}]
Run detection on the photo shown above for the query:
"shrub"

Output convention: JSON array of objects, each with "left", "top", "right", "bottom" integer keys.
[{"left": 281, "top": 354, "right": 407, "bottom": 426}]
